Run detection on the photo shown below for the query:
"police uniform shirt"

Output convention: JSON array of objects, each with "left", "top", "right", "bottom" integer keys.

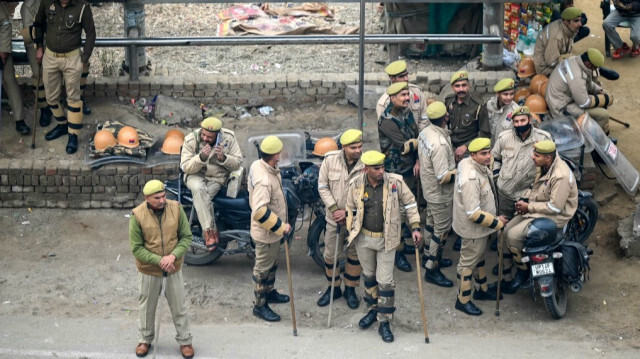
[{"left": 362, "top": 181, "right": 385, "bottom": 233}]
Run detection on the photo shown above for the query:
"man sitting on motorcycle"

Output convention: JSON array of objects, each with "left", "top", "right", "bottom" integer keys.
[
  {"left": 180, "top": 117, "right": 244, "bottom": 251},
  {"left": 503, "top": 140, "right": 578, "bottom": 292}
]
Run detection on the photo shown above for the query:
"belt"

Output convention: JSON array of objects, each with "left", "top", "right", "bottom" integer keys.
[
  {"left": 45, "top": 48, "right": 80, "bottom": 58},
  {"left": 362, "top": 228, "right": 384, "bottom": 238}
]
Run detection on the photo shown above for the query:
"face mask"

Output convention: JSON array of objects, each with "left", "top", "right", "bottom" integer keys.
[{"left": 515, "top": 123, "right": 531, "bottom": 134}]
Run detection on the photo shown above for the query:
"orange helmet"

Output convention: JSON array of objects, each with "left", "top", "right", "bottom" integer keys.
[
  {"left": 525, "top": 94, "right": 549, "bottom": 114},
  {"left": 117, "top": 126, "right": 140, "bottom": 148},
  {"left": 514, "top": 87, "right": 531, "bottom": 103},
  {"left": 161, "top": 135, "right": 184, "bottom": 155},
  {"left": 312, "top": 137, "right": 338, "bottom": 157},
  {"left": 538, "top": 81, "right": 549, "bottom": 98},
  {"left": 94, "top": 130, "right": 117, "bottom": 150},
  {"left": 529, "top": 74, "right": 548, "bottom": 94},
  {"left": 517, "top": 58, "right": 535, "bottom": 78},
  {"left": 165, "top": 129, "right": 185, "bottom": 141}
]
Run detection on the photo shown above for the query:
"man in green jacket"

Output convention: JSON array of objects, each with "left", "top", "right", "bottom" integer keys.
[{"left": 130, "top": 180, "right": 194, "bottom": 358}]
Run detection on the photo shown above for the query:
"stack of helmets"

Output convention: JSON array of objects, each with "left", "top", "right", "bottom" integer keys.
[
  {"left": 161, "top": 129, "right": 185, "bottom": 155},
  {"left": 514, "top": 87, "right": 531, "bottom": 104},
  {"left": 529, "top": 74, "right": 548, "bottom": 95}
]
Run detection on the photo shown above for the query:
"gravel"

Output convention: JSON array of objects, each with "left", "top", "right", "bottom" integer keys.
[{"left": 55, "top": 2, "right": 468, "bottom": 78}]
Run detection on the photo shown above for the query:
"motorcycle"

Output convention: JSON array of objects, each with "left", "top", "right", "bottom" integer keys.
[
  {"left": 517, "top": 155, "right": 597, "bottom": 320},
  {"left": 164, "top": 160, "right": 326, "bottom": 267}
]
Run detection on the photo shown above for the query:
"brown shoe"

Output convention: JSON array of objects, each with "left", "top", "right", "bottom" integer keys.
[
  {"left": 204, "top": 229, "right": 219, "bottom": 252},
  {"left": 135, "top": 343, "right": 150, "bottom": 357},
  {"left": 180, "top": 344, "right": 195, "bottom": 358}
]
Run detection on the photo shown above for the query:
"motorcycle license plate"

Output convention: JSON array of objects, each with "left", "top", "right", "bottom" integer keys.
[{"left": 531, "top": 262, "right": 554, "bottom": 278}]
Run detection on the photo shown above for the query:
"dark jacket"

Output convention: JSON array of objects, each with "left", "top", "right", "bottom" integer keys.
[{"left": 614, "top": 0, "right": 640, "bottom": 17}]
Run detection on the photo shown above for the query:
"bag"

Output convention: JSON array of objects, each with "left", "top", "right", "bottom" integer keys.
[{"left": 561, "top": 241, "right": 590, "bottom": 283}]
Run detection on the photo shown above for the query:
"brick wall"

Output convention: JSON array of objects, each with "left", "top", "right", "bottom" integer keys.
[
  {"left": 0, "top": 160, "right": 179, "bottom": 209},
  {"left": 17, "top": 71, "right": 516, "bottom": 105}
]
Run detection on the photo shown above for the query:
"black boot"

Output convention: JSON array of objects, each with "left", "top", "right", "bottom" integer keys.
[
  {"left": 403, "top": 244, "right": 416, "bottom": 255},
  {"left": 358, "top": 309, "right": 377, "bottom": 329},
  {"left": 66, "top": 134, "right": 78, "bottom": 154},
  {"left": 453, "top": 237, "right": 462, "bottom": 251},
  {"left": 343, "top": 286, "right": 360, "bottom": 309},
  {"left": 252, "top": 303, "right": 281, "bottom": 322},
  {"left": 488, "top": 280, "right": 516, "bottom": 295},
  {"left": 45, "top": 124, "right": 68, "bottom": 141},
  {"left": 455, "top": 298, "right": 482, "bottom": 316},
  {"left": 599, "top": 66, "right": 619, "bottom": 81},
  {"left": 15, "top": 120, "right": 31, "bottom": 135},
  {"left": 506, "top": 268, "right": 529, "bottom": 293},
  {"left": 377, "top": 322, "right": 394, "bottom": 343},
  {"left": 82, "top": 98, "right": 91, "bottom": 115},
  {"left": 395, "top": 251, "right": 412, "bottom": 272},
  {"left": 473, "top": 288, "right": 503, "bottom": 301},
  {"left": 39, "top": 107, "right": 52, "bottom": 127},
  {"left": 266, "top": 289, "right": 290, "bottom": 304},
  {"left": 440, "top": 257, "right": 453, "bottom": 268},
  {"left": 316, "top": 286, "right": 342, "bottom": 307},
  {"left": 424, "top": 268, "right": 454, "bottom": 288}
]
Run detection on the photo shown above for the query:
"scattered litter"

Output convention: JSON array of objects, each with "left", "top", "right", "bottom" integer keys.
[
  {"left": 603, "top": 300, "right": 607, "bottom": 306},
  {"left": 239, "top": 112, "right": 251, "bottom": 119},
  {"left": 258, "top": 106, "right": 274, "bottom": 116},
  {"left": 21, "top": 221, "right": 30, "bottom": 225},
  {"left": 3, "top": 301, "right": 10, "bottom": 304},
  {"left": 28, "top": 208, "right": 32, "bottom": 213},
  {"left": 19, "top": 138, "right": 23, "bottom": 144},
  {"left": 116, "top": 254, "right": 121, "bottom": 262},
  {"left": 594, "top": 348, "right": 601, "bottom": 352},
  {"left": 303, "top": 312, "right": 311, "bottom": 318},
  {"left": 275, "top": 63, "right": 282, "bottom": 69},
  {"left": 48, "top": 148, "right": 55, "bottom": 153},
  {"left": 124, "top": 214, "right": 130, "bottom": 218},
  {"left": 54, "top": 323, "right": 59, "bottom": 328},
  {"left": 224, "top": 317, "right": 228, "bottom": 322},
  {"left": 48, "top": 252, "right": 56, "bottom": 257},
  {"left": 294, "top": 236, "right": 301, "bottom": 240}
]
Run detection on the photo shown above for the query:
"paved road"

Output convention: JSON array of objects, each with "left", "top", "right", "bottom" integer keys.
[{"left": 0, "top": 315, "right": 635, "bottom": 359}]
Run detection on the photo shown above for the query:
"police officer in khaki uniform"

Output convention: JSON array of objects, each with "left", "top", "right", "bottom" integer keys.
[
  {"left": 485, "top": 78, "right": 519, "bottom": 143},
  {"left": 376, "top": 60, "right": 434, "bottom": 131},
  {"left": 533, "top": 7, "right": 583, "bottom": 76},
  {"left": 345, "top": 150, "right": 422, "bottom": 343},
  {"left": 546, "top": 48, "right": 612, "bottom": 133},
  {"left": 452, "top": 138, "right": 507, "bottom": 316},
  {"left": 445, "top": 71, "right": 491, "bottom": 163},
  {"left": 130, "top": 180, "right": 194, "bottom": 359},
  {"left": 378, "top": 81, "right": 419, "bottom": 272},
  {"left": 316, "top": 129, "right": 365, "bottom": 309},
  {"left": 383, "top": 2, "right": 429, "bottom": 61},
  {"left": 418, "top": 101, "right": 456, "bottom": 288},
  {"left": 34, "top": 0, "right": 96, "bottom": 154},
  {"left": 0, "top": 3, "right": 30, "bottom": 135},
  {"left": 248, "top": 136, "right": 292, "bottom": 322},
  {"left": 504, "top": 140, "right": 578, "bottom": 292},
  {"left": 491, "top": 106, "right": 551, "bottom": 290},
  {"left": 21, "top": 0, "right": 52, "bottom": 127},
  {"left": 180, "top": 117, "right": 243, "bottom": 252}
]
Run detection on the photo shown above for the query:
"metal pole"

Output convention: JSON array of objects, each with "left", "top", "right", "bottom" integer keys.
[
  {"left": 33, "top": 34, "right": 501, "bottom": 48},
  {"left": 357, "top": 0, "right": 365, "bottom": 131}
]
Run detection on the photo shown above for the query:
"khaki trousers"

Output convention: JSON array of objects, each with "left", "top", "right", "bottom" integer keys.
[
  {"left": 323, "top": 221, "right": 361, "bottom": 287},
  {"left": 42, "top": 50, "right": 82, "bottom": 104},
  {"left": 385, "top": 14, "right": 429, "bottom": 61},
  {"left": 253, "top": 240, "right": 281, "bottom": 306},
  {"left": 424, "top": 201, "right": 452, "bottom": 269},
  {"left": 137, "top": 270, "right": 192, "bottom": 345},
  {"left": 25, "top": 42, "right": 47, "bottom": 110},
  {"left": 355, "top": 233, "right": 395, "bottom": 287},
  {"left": 1, "top": 55, "right": 24, "bottom": 122},
  {"left": 185, "top": 174, "right": 223, "bottom": 231}
]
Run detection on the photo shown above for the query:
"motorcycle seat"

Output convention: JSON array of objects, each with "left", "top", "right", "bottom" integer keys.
[{"left": 213, "top": 188, "right": 251, "bottom": 211}]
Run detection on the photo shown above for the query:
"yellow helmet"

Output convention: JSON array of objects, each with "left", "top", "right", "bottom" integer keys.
[
  {"left": 161, "top": 135, "right": 184, "bottom": 155},
  {"left": 517, "top": 58, "right": 536, "bottom": 78},
  {"left": 94, "top": 130, "right": 117, "bottom": 150},
  {"left": 165, "top": 129, "right": 185, "bottom": 141},
  {"left": 117, "top": 126, "right": 140, "bottom": 148},
  {"left": 514, "top": 87, "right": 531, "bottom": 103},
  {"left": 524, "top": 94, "right": 549, "bottom": 114},
  {"left": 312, "top": 137, "right": 338, "bottom": 157}
]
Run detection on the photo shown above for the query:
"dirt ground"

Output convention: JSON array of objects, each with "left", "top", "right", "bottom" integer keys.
[{"left": 1, "top": 0, "right": 640, "bottom": 357}]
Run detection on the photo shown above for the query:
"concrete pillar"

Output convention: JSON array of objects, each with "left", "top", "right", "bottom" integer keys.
[{"left": 482, "top": 2, "right": 504, "bottom": 69}]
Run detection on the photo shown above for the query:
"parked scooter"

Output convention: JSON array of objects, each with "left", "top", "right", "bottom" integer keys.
[{"left": 164, "top": 161, "right": 325, "bottom": 267}]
